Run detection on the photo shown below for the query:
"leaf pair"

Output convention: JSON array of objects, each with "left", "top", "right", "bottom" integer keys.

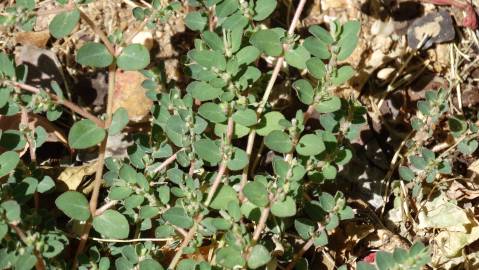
[{"left": 77, "top": 43, "right": 150, "bottom": 70}]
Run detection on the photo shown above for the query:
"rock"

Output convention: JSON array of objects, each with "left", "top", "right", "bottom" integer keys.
[
  {"left": 112, "top": 70, "right": 153, "bottom": 122},
  {"left": 407, "top": 10, "right": 455, "bottom": 49},
  {"left": 131, "top": 31, "right": 154, "bottom": 51}
]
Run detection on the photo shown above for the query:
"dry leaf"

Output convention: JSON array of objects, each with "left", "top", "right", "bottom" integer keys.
[
  {"left": 15, "top": 31, "right": 50, "bottom": 48},
  {"left": 56, "top": 163, "right": 98, "bottom": 192}
]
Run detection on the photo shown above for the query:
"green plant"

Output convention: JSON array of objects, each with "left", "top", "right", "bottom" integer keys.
[
  {"left": 0, "top": 0, "right": 378, "bottom": 269},
  {"left": 357, "top": 242, "right": 430, "bottom": 270}
]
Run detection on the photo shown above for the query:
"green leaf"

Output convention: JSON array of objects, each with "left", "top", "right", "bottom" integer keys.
[
  {"left": 0, "top": 151, "right": 20, "bottom": 178},
  {"left": 357, "top": 262, "right": 376, "bottom": 270},
  {"left": 222, "top": 14, "right": 249, "bottom": 30},
  {"left": 306, "top": 57, "right": 326, "bottom": 79},
  {"left": 296, "top": 134, "right": 325, "bottom": 156},
  {"left": 184, "top": 12, "right": 207, "bottom": 31},
  {"left": 315, "top": 96, "right": 341, "bottom": 113},
  {"left": 256, "top": 111, "right": 285, "bottom": 136},
  {"left": 139, "top": 259, "right": 164, "bottom": 270},
  {"left": 331, "top": 65, "right": 355, "bottom": 86},
  {"left": 76, "top": 42, "right": 114, "bottom": 68},
  {"left": 227, "top": 147, "right": 249, "bottom": 170},
  {"left": 233, "top": 108, "right": 257, "bottom": 126},
  {"left": 337, "top": 21, "right": 360, "bottom": 61},
  {"left": 285, "top": 45, "right": 311, "bottom": 69},
  {"left": 0, "top": 52, "right": 16, "bottom": 78},
  {"left": 15, "top": 253, "right": 36, "bottom": 270},
  {"left": 16, "top": 0, "right": 35, "bottom": 10},
  {"left": 309, "top": 25, "right": 333, "bottom": 44},
  {"left": 293, "top": 79, "right": 314, "bottom": 105},
  {"left": 68, "top": 119, "right": 106, "bottom": 149},
  {"left": 37, "top": 176, "right": 55, "bottom": 193},
  {"left": 322, "top": 164, "right": 337, "bottom": 180},
  {"left": 319, "top": 192, "right": 335, "bottom": 212},
  {"left": 109, "top": 107, "right": 129, "bottom": 135},
  {"left": 244, "top": 181, "right": 269, "bottom": 207},
  {"left": 216, "top": 0, "right": 239, "bottom": 18},
  {"left": 49, "top": 9, "right": 80, "bottom": 39},
  {"left": 376, "top": 251, "right": 395, "bottom": 270},
  {"left": 194, "top": 138, "right": 221, "bottom": 163},
  {"left": 410, "top": 156, "right": 427, "bottom": 170},
  {"left": 295, "top": 218, "right": 315, "bottom": 239},
  {"left": 0, "top": 223, "right": 7, "bottom": 241},
  {"left": 264, "top": 130, "right": 292, "bottom": 153},
  {"left": 236, "top": 46, "right": 261, "bottom": 66},
  {"left": 163, "top": 207, "right": 193, "bottom": 229},
  {"left": 93, "top": 210, "right": 130, "bottom": 239},
  {"left": 202, "top": 31, "right": 224, "bottom": 52},
  {"left": 250, "top": 29, "right": 282, "bottom": 57},
  {"left": 210, "top": 184, "right": 238, "bottom": 210},
  {"left": 398, "top": 166, "right": 414, "bottom": 181},
  {"left": 55, "top": 191, "right": 90, "bottom": 221},
  {"left": 117, "top": 44, "right": 150, "bottom": 70},
  {"left": 247, "top": 245, "right": 271, "bottom": 269},
  {"left": 189, "top": 49, "right": 226, "bottom": 70},
  {"left": 313, "top": 230, "right": 328, "bottom": 247},
  {"left": 1, "top": 200, "right": 21, "bottom": 223},
  {"left": 253, "top": 0, "right": 277, "bottom": 21},
  {"left": 216, "top": 246, "right": 245, "bottom": 268},
  {"left": 109, "top": 186, "right": 133, "bottom": 200},
  {"left": 198, "top": 103, "right": 227, "bottom": 123},
  {"left": 271, "top": 196, "right": 296, "bottom": 217},
  {"left": 303, "top": 37, "right": 330, "bottom": 59},
  {"left": 187, "top": 81, "right": 223, "bottom": 101}
]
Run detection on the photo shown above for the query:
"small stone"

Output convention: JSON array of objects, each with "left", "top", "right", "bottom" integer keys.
[
  {"left": 131, "top": 31, "right": 154, "bottom": 51},
  {"left": 377, "top": 67, "right": 395, "bottom": 80},
  {"left": 407, "top": 10, "right": 455, "bottom": 49}
]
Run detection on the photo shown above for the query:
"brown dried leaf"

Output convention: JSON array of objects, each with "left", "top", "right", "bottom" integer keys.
[{"left": 15, "top": 31, "right": 50, "bottom": 48}]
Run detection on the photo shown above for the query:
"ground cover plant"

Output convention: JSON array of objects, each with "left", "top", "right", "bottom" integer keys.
[{"left": 1, "top": 0, "right": 479, "bottom": 269}]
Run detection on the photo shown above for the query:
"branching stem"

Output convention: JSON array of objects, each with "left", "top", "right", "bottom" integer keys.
[{"left": 238, "top": 0, "right": 308, "bottom": 200}]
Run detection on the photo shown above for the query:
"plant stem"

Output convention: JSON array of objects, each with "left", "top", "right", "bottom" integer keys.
[
  {"left": 168, "top": 116, "right": 234, "bottom": 269},
  {"left": 285, "top": 238, "right": 314, "bottom": 270},
  {"left": 72, "top": 64, "right": 117, "bottom": 269},
  {"left": 151, "top": 150, "right": 180, "bottom": 173},
  {"left": 238, "top": 0, "right": 308, "bottom": 200},
  {"left": 94, "top": 200, "right": 118, "bottom": 216},
  {"left": 10, "top": 81, "right": 105, "bottom": 128},
  {"left": 78, "top": 9, "right": 116, "bottom": 56}
]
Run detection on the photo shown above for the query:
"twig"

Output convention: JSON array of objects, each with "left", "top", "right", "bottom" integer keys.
[
  {"left": 123, "top": 19, "right": 149, "bottom": 48},
  {"left": 10, "top": 81, "right": 105, "bottom": 128},
  {"left": 285, "top": 238, "right": 314, "bottom": 270},
  {"left": 94, "top": 200, "right": 118, "bottom": 216},
  {"left": 78, "top": 9, "right": 116, "bottom": 56},
  {"left": 238, "top": 0, "right": 308, "bottom": 200},
  {"left": 91, "top": 237, "right": 172, "bottom": 243},
  {"left": 169, "top": 116, "right": 234, "bottom": 269},
  {"left": 151, "top": 150, "right": 180, "bottom": 173}
]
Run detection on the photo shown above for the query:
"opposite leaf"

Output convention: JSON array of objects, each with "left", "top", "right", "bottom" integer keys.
[
  {"left": 93, "top": 210, "right": 130, "bottom": 239},
  {"left": 117, "top": 44, "right": 150, "bottom": 71},
  {"left": 0, "top": 151, "right": 20, "bottom": 178},
  {"left": 76, "top": 42, "right": 114, "bottom": 68},
  {"left": 55, "top": 191, "right": 90, "bottom": 221},
  {"left": 109, "top": 107, "right": 129, "bottom": 135},
  {"left": 68, "top": 119, "right": 106, "bottom": 149}
]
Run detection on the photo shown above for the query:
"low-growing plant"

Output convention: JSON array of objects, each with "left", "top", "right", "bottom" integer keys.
[{"left": 0, "top": 0, "right": 434, "bottom": 269}]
